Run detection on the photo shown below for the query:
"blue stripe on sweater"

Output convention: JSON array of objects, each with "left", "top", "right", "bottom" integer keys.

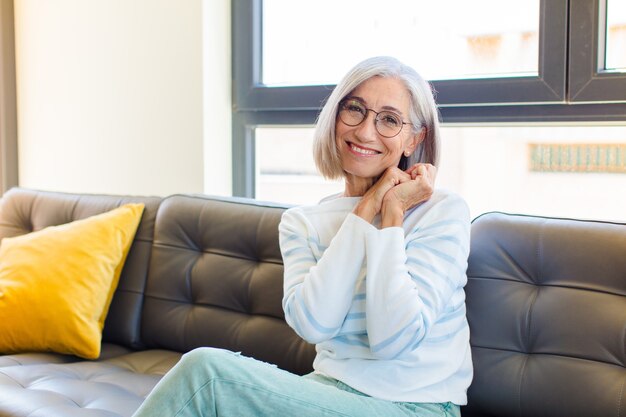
[
  {"left": 407, "top": 241, "right": 460, "bottom": 267},
  {"left": 280, "top": 233, "right": 302, "bottom": 245},
  {"left": 334, "top": 335, "right": 370, "bottom": 348},
  {"left": 282, "top": 233, "right": 327, "bottom": 252},
  {"left": 410, "top": 219, "right": 465, "bottom": 236},
  {"left": 406, "top": 258, "right": 456, "bottom": 291},
  {"left": 437, "top": 304, "right": 466, "bottom": 324},
  {"left": 370, "top": 311, "right": 421, "bottom": 354},
  {"left": 432, "top": 234, "right": 464, "bottom": 246},
  {"left": 300, "top": 295, "right": 340, "bottom": 335},
  {"left": 422, "top": 319, "right": 467, "bottom": 344},
  {"left": 282, "top": 245, "right": 314, "bottom": 259},
  {"left": 345, "top": 312, "right": 366, "bottom": 320},
  {"left": 352, "top": 293, "right": 366, "bottom": 301}
]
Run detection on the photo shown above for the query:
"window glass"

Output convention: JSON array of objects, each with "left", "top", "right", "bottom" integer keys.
[
  {"left": 255, "top": 127, "right": 343, "bottom": 205},
  {"left": 262, "top": 0, "right": 539, "bottom": 86},
  {"left": 605, "top": 0, "right": 626, "bottom": 71},
  {"left": 255, "top": 125, "right": 626, "bottom": 222}
]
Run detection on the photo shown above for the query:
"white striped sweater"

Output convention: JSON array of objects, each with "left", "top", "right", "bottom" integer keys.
[{"left": 278, "top": 189, "right": 473, "bottom": 404}]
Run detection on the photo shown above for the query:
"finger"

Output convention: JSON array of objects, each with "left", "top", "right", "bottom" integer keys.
[
  {"left": 404, "top": 165, "right": 419, "bottom": 180},
  {"left": 399, "top": 169, "right": 412, "bottom": 180},
  {"left": 412, "top": 164, "right": 428, "bottom": 180},
  {"left": 426, "top": 164, "right": 437, "bottom": 182},
  {"left": 405, "top": 163, "right": 420, "bottom": 176},
  {"left": 368, "top": 169, "right": 406, "bottom": 199},
  {"left": 383, "top": 167, "right": 411, "bottom": 184}
]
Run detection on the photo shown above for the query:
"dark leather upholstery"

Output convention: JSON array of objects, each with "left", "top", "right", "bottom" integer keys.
[
  {"left": 0, "top": 189, "right": 624, "bottom": 417},
  {"left": 140, "top": 194, "right": 316, "bottom": 376},
  {"left": 463, "top": 212, "right": 626, "bottom": 417},
  {"left": 0, "top": 349, "right": 180, "bottom": 417},
  {"left": 0, "top": 344, "right": 132, "bottom": 368}
]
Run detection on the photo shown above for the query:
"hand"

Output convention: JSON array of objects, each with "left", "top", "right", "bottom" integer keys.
[
  {"left": 380, "top": 164, "right": 437, "bottom": 227},
  {"left": 353, "top": 167, "right": 412, "bottom": 223},
  {"left": 392, "top": 163, "right": 437, "bottom": 211}
]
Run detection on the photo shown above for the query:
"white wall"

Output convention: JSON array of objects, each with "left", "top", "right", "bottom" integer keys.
[
  {"left": 202, "top": 0, "right": 231, "bottom": 196},
  {"left": 14, "top": 0, "right": 232, "bottom": 197}
]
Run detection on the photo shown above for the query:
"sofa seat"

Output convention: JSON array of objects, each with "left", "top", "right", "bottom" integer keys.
[
  {"left": 0, "top": 348, "right": 181, "bottom": 417},
  {"left": 0, "top": 344, "right": 135, "bottom": 368}
]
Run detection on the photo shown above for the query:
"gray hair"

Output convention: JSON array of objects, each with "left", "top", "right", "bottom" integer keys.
[{"left": 313, "top": 56, "right": 441, "bottom": 179}]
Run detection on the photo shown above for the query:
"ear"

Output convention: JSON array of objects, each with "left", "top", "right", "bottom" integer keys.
[{"left": 403, "top": 127, "right": 426, "bottom": 156}]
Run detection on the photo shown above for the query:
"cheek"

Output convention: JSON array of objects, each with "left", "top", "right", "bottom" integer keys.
[
  {"left": 334, "top": 122, "right": 352, "bottom": 149},
  {"left": 383, "top": 138, "right": 404, "bottom": 156},
  {"left": 335, "top": 120, "right": 347, "bottom": 138}
]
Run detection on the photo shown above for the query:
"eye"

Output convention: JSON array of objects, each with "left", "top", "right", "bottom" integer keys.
[
  {"left": 379, "top": 112, "right": 401, "bottom": 127},
  {"left": 344, "top": 100, "right": 366, "bottom": 115}
]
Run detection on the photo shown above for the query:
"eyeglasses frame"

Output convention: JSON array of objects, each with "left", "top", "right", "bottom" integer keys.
[{"left": 337, "top": 98, "right": 414, "bottom": 138}]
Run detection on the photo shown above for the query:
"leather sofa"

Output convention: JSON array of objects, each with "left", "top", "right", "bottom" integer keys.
[{"left": 0, "top": 187, "right": 623, "bottom": 417}]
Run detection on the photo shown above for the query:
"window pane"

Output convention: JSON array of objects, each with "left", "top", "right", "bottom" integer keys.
[
  {"left": 255, "top": 127, "right": 343, "bottom": 205},
  {"left": 606, "top": 0, "right": 626, "bottom": 71},
  {"left": 262, "top": 0, "right": 539, "bottom": 86},
  {"left": 438, "top": 125, "right": 626, "bottom": 221},
  {"left": 255, "top": 125, "right": 626, "bottom": 222}
]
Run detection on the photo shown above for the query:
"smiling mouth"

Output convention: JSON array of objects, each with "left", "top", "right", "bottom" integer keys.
[{"left": 348, "top": 142, "right": 380, "bottom": 156}]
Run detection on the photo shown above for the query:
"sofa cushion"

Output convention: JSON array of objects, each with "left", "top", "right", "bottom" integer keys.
[
  {"left": 463, "top": 212, "right": 626, "bottom": 417},
  {"left": 0, "top": 349, "right": 181, "bottom": 417},
  {"left": 0, "top": 344, "right": 134, "bottom": 368},
  {"left": 140, "top": 195, "right": 316, "bottom": 375},
  {"left": 0, "top": 188, "right": 162, "bottom": 349},
  {"left": 0, "top": 204, "right": 144, "bottom": 359}
]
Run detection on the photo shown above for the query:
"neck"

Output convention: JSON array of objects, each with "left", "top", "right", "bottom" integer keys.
[{"left": 343, "top": 174, "right": 376, "bottom": 197}]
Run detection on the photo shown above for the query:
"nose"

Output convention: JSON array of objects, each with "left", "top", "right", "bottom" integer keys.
[{"left": 354, "top": 110, "right": 378, "bottom": 142}]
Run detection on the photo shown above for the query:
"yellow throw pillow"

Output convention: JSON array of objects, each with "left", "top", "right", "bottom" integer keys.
[{"left": 0, "top": 203, "right": 144, "bottom": 359}]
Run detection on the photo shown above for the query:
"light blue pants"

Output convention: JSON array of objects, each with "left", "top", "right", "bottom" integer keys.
[{"left": 132, "top": 347, "right": 460, "bottom": 417}]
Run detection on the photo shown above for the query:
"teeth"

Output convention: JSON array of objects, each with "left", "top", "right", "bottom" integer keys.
[{"left": 350, "top": 143, "right": 378, "bottom": 155}]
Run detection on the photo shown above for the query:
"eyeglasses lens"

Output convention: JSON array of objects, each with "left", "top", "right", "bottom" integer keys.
[{"left": 339, "top": 100, "right": 402, "bottom": 138}]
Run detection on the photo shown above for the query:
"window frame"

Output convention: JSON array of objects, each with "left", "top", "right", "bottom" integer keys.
[
  {"left": 569, "top": 0, "right": 626, "bottom": 102},
  {"left": 234, "top": 0, "right": 570, "bottom": 111},
  {"left": 232, "top": 0, "right": 626, "bottom": 197}
]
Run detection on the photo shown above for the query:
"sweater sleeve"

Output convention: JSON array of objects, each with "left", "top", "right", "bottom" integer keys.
[
  {"left": 364, "top": 194, "right": 471, "bottom": 360},
  {"left": 279, "top": 209, "right": 375, "bottom": 344}
]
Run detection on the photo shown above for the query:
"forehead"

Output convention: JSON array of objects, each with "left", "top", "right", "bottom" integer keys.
[{"left": 350, "top": 76, "right": 411, "bottom": 113}]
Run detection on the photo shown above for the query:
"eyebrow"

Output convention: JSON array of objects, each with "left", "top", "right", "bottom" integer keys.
[{"left": 345, "top": 95, "right": 404, "bottom": 116}]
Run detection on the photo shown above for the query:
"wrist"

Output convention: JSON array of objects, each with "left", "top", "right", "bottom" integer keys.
[
  {"left": 380, "top": 198, "right": 404, "bottom": 228},
  {"left": 353, "top": 199, "right": 377, "bottom": 223}
]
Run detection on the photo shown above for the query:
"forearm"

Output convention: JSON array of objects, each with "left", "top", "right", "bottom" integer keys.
[
  {"left": 364, "top": 194, "right": 471, "bottom": 359},
  {"left": 280, "top": 212, "right": 371, "bottom": 343},
  {"left": 364, "top": 227, "right": 427, "bottom": 359},
  {"left": 380, "top": 197, "right": 404, "bottom": 228},
  {"left": 352, "top": 199, "right": 378, "bottom": 224}
]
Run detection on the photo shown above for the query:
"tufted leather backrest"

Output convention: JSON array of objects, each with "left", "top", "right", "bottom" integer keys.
[
  {"left": 463, "top": 212, "right": 626, "bottom": 417},
  {"left": 140, "top": 194, "right": 316, "bottom": 375},
  {"left": 0, "top": 188, "right": 163, "bottom": 349}
]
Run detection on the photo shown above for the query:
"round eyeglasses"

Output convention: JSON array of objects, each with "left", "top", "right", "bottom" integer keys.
[{"left": 338, "top": 99, "right": 413, "bottom": 138}]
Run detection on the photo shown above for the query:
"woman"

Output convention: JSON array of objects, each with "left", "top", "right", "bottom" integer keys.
[{"left": 133, "top": 56, "right": 471, "bottom": 417}]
